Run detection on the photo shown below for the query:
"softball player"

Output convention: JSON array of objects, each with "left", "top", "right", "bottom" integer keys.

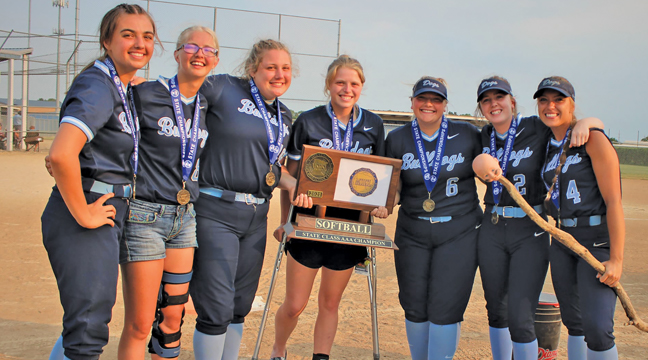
[
  {"left": 476, "top": 77, "right": 603, "bottom": 360},
  {"left": 116, "top": 26, "right": 217, "bottom": 360},
  {"left": 385, "top": 77, "right": 482, "bottom": 360},
  {"left": 188, "top": 40, "right": 310, "bottom": 360},
  {"left": 270, "top": 55, "right": 387, "bottom": 360},
  {"left": 538, "top": 77, "right": 624, "bottom": 360},
  {"left": 42, "top": 5, "right": 156, "bottom": 360}
]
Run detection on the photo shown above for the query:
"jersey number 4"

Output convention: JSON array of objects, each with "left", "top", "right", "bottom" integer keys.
[{"left": 566, "top": 179, "right": 581, "bottom": 204}]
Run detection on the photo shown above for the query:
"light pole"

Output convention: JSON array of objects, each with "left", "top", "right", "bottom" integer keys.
[{"left": 53, "top": 0, "right": 68, "bottom": 114}]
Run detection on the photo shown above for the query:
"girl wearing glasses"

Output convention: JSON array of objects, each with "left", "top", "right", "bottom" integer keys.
[
  {"left": 42, "top": 5, "right": 157, "bottom": 360},
  {"left": 384, "top": 77, "right": 482, "bottom": 360},
  {"left": 189, "top": 40, "right": 311, "bottom": 360},
  {"left": 116, "top": 26, "right": 218, "bottom": 360},
  {"left": 475, "top": 76, "right": 602, "bottom": 360},
  {"left": 538, "top": 77, "right": 623, "bottom": 360},
  {"left": 270, "top": 55, "right": 387, "bottom": 360}
]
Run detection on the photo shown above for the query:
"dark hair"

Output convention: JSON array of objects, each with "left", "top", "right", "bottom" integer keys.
[
  {"left": 80, "top": 4, "right": 159, "bottom": 74},
  {"left": 544, "top": 117, "right": 578, "bottom": 211}
]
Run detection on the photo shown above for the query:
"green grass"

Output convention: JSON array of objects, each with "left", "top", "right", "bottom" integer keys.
[{"left": 620, "top": 164, "right": 648, "bottom": 180}]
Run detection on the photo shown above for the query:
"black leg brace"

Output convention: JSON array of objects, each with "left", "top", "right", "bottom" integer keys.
[{"left": 148, "top": 270, "right": 192, "bottom": 358}]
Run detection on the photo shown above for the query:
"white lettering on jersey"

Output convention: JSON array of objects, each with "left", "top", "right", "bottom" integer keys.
[
  {"left": 157, "top": 117, "right": 210, "bottom": 148},
  {"left": 401, "top": 151, "right": 465, "bottom": 171},
  {"left": 118, "top": 111, "right": 133, "bottom": 134},
  {"left": 237, "top": 99, "right": 281, "bottom": 126},
  {"left": 317, "top": 138, "right": 373, "bottom": 155},
  {"left": 491, "top": 146, "right": 534, "bottom": 167},
  {"left": 562, "top": 153, "right": 582, "bottom": 173}
]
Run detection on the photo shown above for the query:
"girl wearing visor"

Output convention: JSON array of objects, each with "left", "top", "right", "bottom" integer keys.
[
  {"left": 270, "top": 55, "right": 387, "bottom": 360},
  {"left": 385, "top": 77, "right": 482, "bottom": 360},
  {"left": 117, "top": 26, "right": 218, "bottom": 360},
  {"left": 537, "top": 76, "right": 623, "bottom": 360},
  {"left": 475, "top": 76, "right": 603, "bottom": 360}
]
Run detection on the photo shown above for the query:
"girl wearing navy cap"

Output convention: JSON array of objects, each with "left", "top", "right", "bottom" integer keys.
[
  {"left": 42, "top": 4, "right": 157, "bottom": 359},
  {"left": 117, "top": 26, "right": 218, "bottom": 360},
  {"left": 188, "top": 40, "right": 311, "bottom": 360},
  {"left": 385, "top": 76, "right": 483, "bottom": 360},
  {"left": 270, "top": 55, "right": 387, "bottom": 360},
  {"left": 538, "top": 76, "right": 623, "bottom": 360},
  {"left": 475, "top": 76, "right": 603, "bottom": 360}
]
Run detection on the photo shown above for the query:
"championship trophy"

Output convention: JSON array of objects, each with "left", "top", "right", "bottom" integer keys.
[{"left": 253, "top": 145, "right": 403, "bottom": 360}]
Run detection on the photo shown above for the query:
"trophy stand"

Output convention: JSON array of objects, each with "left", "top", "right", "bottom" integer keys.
[{"left": 252, "top": 145, "right": 402, "bottom": 360}]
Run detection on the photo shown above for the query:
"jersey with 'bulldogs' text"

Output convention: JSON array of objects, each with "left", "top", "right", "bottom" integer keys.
[
  {"left": 198, "top": 74, "right": 292, "bottom": 199},
  {"left": 481, "top": 116, "right": 552, "bottom": 207},
  {"left": 59, "top": 60, "right": 135, "bottom": 185},
  {"left": 287, "top": 105, "right": 385, "bottom": 160},
  {"left": 386, "top": 120, "right": 481, "bottom": 218},
  {"left": 132, "top": 77, "right": 209, "bottom": 205},
  {"left": 542, "top": 129, "right": 608, "bottom": 219}
]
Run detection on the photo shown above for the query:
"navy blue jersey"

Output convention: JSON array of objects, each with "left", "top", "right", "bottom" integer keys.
[
  {"left": 198, "top": 74, "right": 292, "bottom": 199},
  {"left": 59, "top": 60, "right": 136, "bottom": 185},
  {"left": 542, "top": 129, "right": 607, "bottom": 219},
  {"left": 287, "top": 105, "right": 385, "bottom": 161},
  {"left": 481, "top": 116, "right": 552, "bottom": 207},
  {"left": 386, "top": 120, "right": 481, "bottom": 217},
  {"left": 132, "top": 77, "right": 209, "bottom": 205}
]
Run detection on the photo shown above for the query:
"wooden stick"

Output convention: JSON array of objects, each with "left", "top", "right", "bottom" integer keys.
[{"left": 496, "top": 176, "right": 648, "bottom": 332}]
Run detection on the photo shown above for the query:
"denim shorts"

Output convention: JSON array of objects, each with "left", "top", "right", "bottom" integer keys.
[{"left": 120, "top": 198, "right": 198, "bottom": 263}]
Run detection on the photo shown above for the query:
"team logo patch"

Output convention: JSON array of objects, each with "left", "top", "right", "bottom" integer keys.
[
  {"left": 542, "top": 79, "right": 560, "bottom": 87},
  {"left": 348, "top": 168, "right": 378, "bottom": 197},
  {"left": 304, "top": 153, "right": 334, "bottom": 183}
]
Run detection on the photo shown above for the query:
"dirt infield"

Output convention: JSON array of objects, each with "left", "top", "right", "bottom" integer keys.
[{"left": 1, "top": 150, "right": 646, "bottom": 359}]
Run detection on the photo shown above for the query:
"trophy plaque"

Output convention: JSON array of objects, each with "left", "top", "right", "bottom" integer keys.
[{"left": 284, "top": 145, "right": 403, "bottom": 250}]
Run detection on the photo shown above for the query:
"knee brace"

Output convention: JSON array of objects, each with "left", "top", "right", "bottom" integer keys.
[{"left": 149, "top": 271, "right": 193, "bottom": 358}]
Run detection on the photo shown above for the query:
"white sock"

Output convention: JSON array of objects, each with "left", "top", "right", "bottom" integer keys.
[
  {"left": 221, "top": 323, "right": 244, "bottom": 360},
  {"left": 193, "top": 329, "right": 226, "bottom": 360}
]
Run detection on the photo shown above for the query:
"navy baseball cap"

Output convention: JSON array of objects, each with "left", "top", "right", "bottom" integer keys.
[
  {"left": 533, "top": 76, "right": 575, "bottom": 100},
  {"left": 412, "top": 78, "right": 447, "bottom": 99},
  {"left": 477, "top": 77, "right": 512, "bottom": 101}
]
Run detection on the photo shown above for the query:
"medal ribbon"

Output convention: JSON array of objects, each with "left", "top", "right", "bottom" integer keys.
[
  {"left": 248, "top": 79, "right": 285, "bottom": 166},
  {"left": 103, "top": 56, "right": 139, "bottom": 175},
  {"left": 543, "top": 128, "right": 572, "bottom": 210},
  {"left": 411, "top": 115, "right": 449, "bottom": 195},
  {"left": 490, "top": 113, "right": 521, "bottom": 205},
  {"left": 326, "top": 102, "right": 355, "bottom": 151},
  {"left": 168, "top": 75, "right": 201, "bottom": 183}
]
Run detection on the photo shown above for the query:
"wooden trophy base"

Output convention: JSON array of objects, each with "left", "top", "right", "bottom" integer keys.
[{"left": 283, "top": 207, "right": 397, "bottom": 250}]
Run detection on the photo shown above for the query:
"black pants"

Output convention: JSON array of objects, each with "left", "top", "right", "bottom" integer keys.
[
  {"left": 478, "top": 212, "right": 549, "bottom": 343},
  {"left": 394, "top": 208, "right": 481, "bottom": 324},
  {"left": 190, "top": 194, "right": 269, "bottom": 335},
  {"left": 550, "top": 224, "right": 617, "bottom": 351},
  {"left": 42, "top": 188, "right": 129, "bottom": 360}
]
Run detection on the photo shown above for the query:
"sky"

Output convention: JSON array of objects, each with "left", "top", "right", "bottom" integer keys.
[{"left": 1, "top": 0, "right": 647, "bottom": 141}]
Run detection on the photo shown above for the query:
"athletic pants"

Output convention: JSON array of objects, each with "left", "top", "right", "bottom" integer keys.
[
  {"left": 478, "top": 211, "right": 549, "bottom": 343},
  {"left": 394, "top": 208, "right": 481, "bottom": 324},
  {"left": 42, "top": 188, "right": 129, "bottom": 360},
  {"left": 190, "top": 194, "right": 269, "bottom": 335},
  {"left": 550, "top": 223, "right": 617, "bottom": 352}
]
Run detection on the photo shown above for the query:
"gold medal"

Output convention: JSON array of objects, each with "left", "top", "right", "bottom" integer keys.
[
  {"left": 423, "top": 198, "right": 435, "bottom": 212},
  {"left": 491, "top": 212, "right": 499, "bottom": 225},
  {"left": 177, "top": 189, "right": 190, "bottom": 205},
  {"left": 265, "top": 171, "right": 276, "bottom": 187}
]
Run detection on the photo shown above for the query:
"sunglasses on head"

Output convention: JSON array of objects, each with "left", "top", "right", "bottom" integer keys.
[{"left": 176, "top": 43, "right": 218, "bottom": 57}]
